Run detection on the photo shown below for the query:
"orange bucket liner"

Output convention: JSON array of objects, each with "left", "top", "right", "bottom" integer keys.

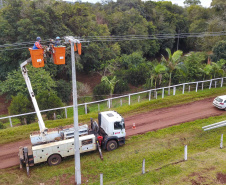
[
  {"left": 29, "top": 48, "right": 45, "bottom": 68},
  {"left": 53, "top": 46, "right": 66, "bottom": 65}
]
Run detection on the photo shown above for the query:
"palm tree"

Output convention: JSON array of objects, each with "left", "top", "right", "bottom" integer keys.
[
  {"left": 150, "top": 63, "right": 167, "bottom": 89},
  {"left": 101, "top": 76, "right": 119, "bottom": 98},
  {"left": 161, "top": 48, "right": 183, "bottom": 95},
  {"left": 211, "top": 59, "right": 225, "bottom": 78},
  {"left": 200, "top": 64, "right": 212, "bottom": 80}
]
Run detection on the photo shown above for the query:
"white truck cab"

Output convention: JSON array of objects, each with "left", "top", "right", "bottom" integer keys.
[
  {"left": 99, "top": 111, "right": 125, "bottom": 138},
  {"left": 98, "top": 111, "right": 126, "bottom": 151}
]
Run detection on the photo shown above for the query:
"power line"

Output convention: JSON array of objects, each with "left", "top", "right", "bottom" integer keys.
[{"left": 0, "top": 31, "right": 226, "bottom": 51}]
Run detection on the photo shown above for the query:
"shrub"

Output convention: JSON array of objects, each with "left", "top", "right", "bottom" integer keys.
[
  {"left": 126, "top": 63, "right": 149, "bottom": 86},
  {"left": 8, "top": 94, "right": 35, "bottom": 124},
  {"left": 36, "top": 91, "right": 64, "bottom": 120},
  {"left": 0, "top": 122, "right": 6, "bottom": 129},
  {"left": 212, "top": 40, "right": 226, "bottom": 62},
  {"left": 114, "top": 78, "right": 129, "bottom": 94},
  {"left": 77, "top": 82, "right": 91, "bottom": 101},
  {"left": 55, "top": 80, "right": 72, "bottom": 104},
  {"left": 93, "top": 82, "right": 111, "bottom": 100}
]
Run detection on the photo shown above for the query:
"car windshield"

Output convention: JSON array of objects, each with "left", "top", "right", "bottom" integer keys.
[
  {"left": 114, "top": 120, "right": 125, "bottom": 130},
  {"left": 215, "top": 97, "right": 223, "bottom": 103}
]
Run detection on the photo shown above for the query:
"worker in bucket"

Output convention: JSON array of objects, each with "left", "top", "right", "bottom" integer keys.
[
  {"left": 54, "top": 36, "right": 61, "bottom": 47},
  {"left": 32, "top": 37, "right": 42, "bottom": 49}
]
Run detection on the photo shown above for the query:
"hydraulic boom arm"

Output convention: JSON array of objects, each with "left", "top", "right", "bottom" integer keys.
[{"left": 20, "top": 58, "right": 48, "bottom": 134}]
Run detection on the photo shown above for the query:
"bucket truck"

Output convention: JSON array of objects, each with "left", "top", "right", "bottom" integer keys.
[{"left": 19, "top": 59, "right": 126, "bottom": 175}]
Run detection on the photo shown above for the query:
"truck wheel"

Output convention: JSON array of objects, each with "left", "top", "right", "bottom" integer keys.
[
  {"left": 48, "top": 154, "right": 62, "bottom": 166},
  {"left": 106, "top": 140, "right": 118, "bottom": 151}
]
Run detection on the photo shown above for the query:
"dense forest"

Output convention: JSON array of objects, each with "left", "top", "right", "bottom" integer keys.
[{"left": 0, "top": 0, "right": 225, "bottom": 123}]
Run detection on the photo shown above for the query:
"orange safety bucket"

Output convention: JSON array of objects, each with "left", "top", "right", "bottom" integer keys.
[
  {"left": 77, "top": 43, "right": 82, "bottom": 55},
  {"left": 29, "top": 48, "right": 45, "bottom": 68},
  {"left": 52, "top": 46, "right": 66, "bottom": 65}
]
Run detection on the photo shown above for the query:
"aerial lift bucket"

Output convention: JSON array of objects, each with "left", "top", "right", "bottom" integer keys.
[
  {"left": 74, "top": 43, "right": 82, "bottom": 55},
  {"left": 29, "top": 48, "right": 45, "bottom": 68},
  {"left": 77, "top": 43, "right": 82, "bottom": 55},
  {"left": 52, "top": 46, "right": 66, "bottom": 65}
]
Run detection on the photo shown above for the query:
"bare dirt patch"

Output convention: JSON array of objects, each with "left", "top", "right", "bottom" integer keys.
[
  {"left": 76, "top": 72, "right": 101, "bottom": 93},
  {"left": 217, "top": 173, "right": 226, "bottom": 184},
  {"left": 185, "top": 167, "right": 216, "bottom": 185}
]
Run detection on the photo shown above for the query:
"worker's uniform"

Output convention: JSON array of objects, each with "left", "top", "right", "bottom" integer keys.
[
  {"left": 32, "top": 41, "right": 42, "bottom": 49},
  {"left": 54, "top": 40, "right": 61, "bottom": 47}
]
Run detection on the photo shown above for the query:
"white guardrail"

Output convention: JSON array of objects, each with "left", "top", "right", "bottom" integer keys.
[{"left": 1, "top": 77, "right": 226, "bottom": 127}]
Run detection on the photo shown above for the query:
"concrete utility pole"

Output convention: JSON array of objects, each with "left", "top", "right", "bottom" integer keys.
[{"left": 65, "top": 36, "right": 81, "bottom": 185}]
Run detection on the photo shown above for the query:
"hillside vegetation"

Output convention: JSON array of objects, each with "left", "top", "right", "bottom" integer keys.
[{"left": 0, "top": 0, "right": 226, "bottom": 125}]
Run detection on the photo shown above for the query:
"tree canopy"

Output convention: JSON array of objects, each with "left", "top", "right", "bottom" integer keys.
[{"left": 0, "top": 0, "right": 225, "bottom": 108}]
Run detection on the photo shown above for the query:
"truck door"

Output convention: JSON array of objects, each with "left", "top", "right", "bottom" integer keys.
[{"left": 113, "top": 120, "right": 126, "bottom": 138}]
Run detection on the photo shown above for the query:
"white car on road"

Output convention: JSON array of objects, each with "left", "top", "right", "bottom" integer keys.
[{"left": 213, "top": 95, "right": 226, "bottom": 110}]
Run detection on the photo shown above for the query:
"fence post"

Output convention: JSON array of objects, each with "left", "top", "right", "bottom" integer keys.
[
  {"left": 120, "top": 99, "right": 122, "bottom": 106},
  {"left": 155, "top": 91, "right": 157, "bottom": 99},
  {"left": 220, "top": 134, "right": 223, "bottom": 149},
  {"left": 100, "top": 173, "right": 103, "bottom": 185},
  {"left": 85, "top": 103, "right": 87, "bottom": 114},
  {"left": 188, "top": 85, "right": 190, "bottom": 92},
  {"left": 162, "top": 88, "right": 164, "bottom": 99},
  {"left": 196, "top": 82, "right": 198, "bottom": 92},
  {"left": 168, "top": 86, "right": 170, "bottom": 95},
  {"left": 108, "top": 99, "right": 111, "bottom": 109},
  {"left": 149, "top": 91, "right": 151, "bottom": 101},
  {"left": 128, "top": 94, "right": 131, "bottom": 105},
  {"left": 138, "top": 96, "right": 140, "bottom": 103},
  {"left": 184, "top": 145, "right": 187, "bottom": 161},
  {"left": 65, "top": 108, "right": 67, "bottom": 118},
  {"left": 215, "top": 80, "right": 217, "bottom": 88},
  {"left": 142, "top": 159, "right": 145, "bottom": 174},
  {"left": 209, "top": 79, "right": 212, "bottom": 89},
  {"left": 202, "top": 82, "right": 204, "bottom": 91},
  {"left": 53, "top": 112, "right": 56, "bottom": 120},
  {"left": 9, "top": 117, "right": 13, "bottom": 127},
  {"left": 98, "top": 104, "right": 100, "bottom": 112},
  {"left": 221, "top": 78, "right": 223, "bottom": 87},
  {"left": 182, "top": 84, "right": 185, "bottom": 94},
  {"left": 173, "top": 86, "right": 176, "bottom": 96}
]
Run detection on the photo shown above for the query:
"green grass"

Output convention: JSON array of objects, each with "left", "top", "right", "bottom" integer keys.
[
  {"left": 1, "top": 114, "right": 226, "bottom": 184},
  {"left": 0, "top": 86, "right": 226, "bottom": 145}
]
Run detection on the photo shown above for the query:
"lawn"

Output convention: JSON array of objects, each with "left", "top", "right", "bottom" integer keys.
[{"left": 0, "top": 114, "right": 226, "bottom": 184}]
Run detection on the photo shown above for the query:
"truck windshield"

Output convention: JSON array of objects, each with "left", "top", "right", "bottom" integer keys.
[{"left": 114, "top": 120, "right": 125, "bottom": 130}]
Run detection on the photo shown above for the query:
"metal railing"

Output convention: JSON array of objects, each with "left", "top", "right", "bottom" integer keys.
[{"left": 1, "top": 77, "right": 225, "bottom": 127}]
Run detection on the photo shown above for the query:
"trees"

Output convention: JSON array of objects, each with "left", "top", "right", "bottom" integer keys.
[
  {"left": 55, "top": 80, "right": 71, "bottom": 104},
  {"left": 212, "top": 40, "right": 226, "bottom": 62},
  {"left": 183, "top": 52, "right": 206, "bottom": 81},
  {"left": 211, "top": 0, "right": 226, "bottom": 11},
  {"left": 101, "top": 76, "right": 118, "bottom": 98},
  {"left": 8, "top": 94, "right": 35, "bottom": 124},
  {"left": 0, "top": 65, "right": 56, "bottom": 100},
  {"left": 36, "top": 91, "right": 64, "bottom": 120},
  {"left": 161, "top": 48, "right": 183, "bottom": 92},
  {"left": 184, "top": 0, "right": 201, "bottom": 6},
  {"left": 145, "top": 62, "right": 166, "bottom": 89},
  {"left": 211, "top": 59, "right": 226, "bottom": 78},
  {"left": 116, "top": 52, "right": 149, "bottom": 86}
]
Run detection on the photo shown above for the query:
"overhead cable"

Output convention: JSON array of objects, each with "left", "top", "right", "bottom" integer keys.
[{"left": 0, "top": 31, "right": 226, "bottom": 51}]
